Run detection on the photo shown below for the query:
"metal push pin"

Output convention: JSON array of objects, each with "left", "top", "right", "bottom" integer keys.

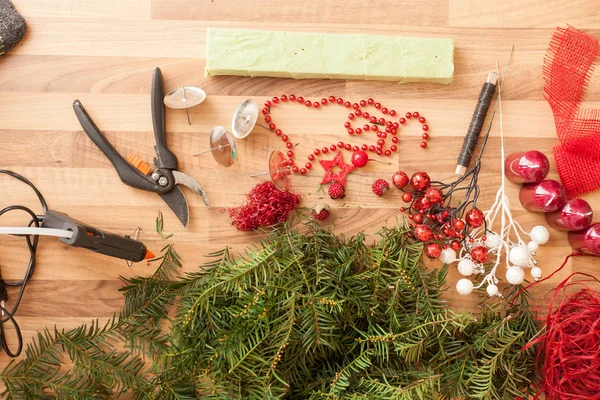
[
  {"left": 249, "top": 150, "right": 293, "bottom": 191},
  {"left": 193, "top": 99, "right": 266, "bottom": 167},
  {"left": 193, "top": 126, "right": 238, "bottom": 167},
  {"left": 164, "top": 86, "right": 207, "bottom": 126},
  {"left": 232, "top": 99, "right": 272, "bottom": 138}
]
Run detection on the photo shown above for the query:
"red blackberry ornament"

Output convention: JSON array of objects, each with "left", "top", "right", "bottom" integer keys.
[
  {"left": 328, "top": 181, "right": 345, "bottom": 199},
  {"left": 311, "top": 204, "right": 330, "bottom": 221},
  {"left": 372, "top": 179, "right": 390, "bottom": 196}
]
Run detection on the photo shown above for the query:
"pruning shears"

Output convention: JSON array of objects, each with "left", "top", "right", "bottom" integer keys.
[{"left": 72, "top": 67, "right": 210, "bottom": 227}]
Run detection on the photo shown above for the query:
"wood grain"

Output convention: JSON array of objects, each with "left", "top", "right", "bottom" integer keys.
[{"left": 1, "top": 0, "right": 599, "bottom": 374}]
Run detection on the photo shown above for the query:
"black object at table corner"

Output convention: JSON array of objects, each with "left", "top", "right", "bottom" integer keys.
[
  {"left": 455, "top": 72, "right": 499, "bottom": 176},
  {"left": 42, "top": 210, "right": 152, "bottom": 262},
  {"left": 0, "top": 0, "right": 27, "bottom": 55}
]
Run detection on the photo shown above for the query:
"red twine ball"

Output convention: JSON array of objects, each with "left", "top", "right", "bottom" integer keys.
[
  {"left": 229, "top": 182, "right": 301, "bottom": 231},
  {"left": 522, "top": 268, "right": 600, "bottom": 400}
]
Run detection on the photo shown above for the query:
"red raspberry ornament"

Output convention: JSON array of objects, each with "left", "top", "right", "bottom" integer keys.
[
  {"left": 391, "top": 171, "right": 409, "bottom": 189},
  {"left": 424, "top": 187, "right": 443, "bottom": 204},
  {"left": 465, "top": 208, "right": 485, "bottom": 228},
  {"left": 414, "top": 224, "right": 433, "bottom": 242},
  {"left": 351, "top": 150, "right": 369, "bottom": 168},
  {"left": 413, "top": 214, "right": 423, "bottom": 224},
  {"left": 424, "top": 242, "right": 442, "bottom": 259},
  {"left": 311, "top": 204, "right": 330, "bottom": 221},
  {"left": 328, "top": 181, "right": 345, "bottom": 200},
  {"left": 372, "top": 179, "right": 390, "bottom": 196},
  {"left": 470, "top": 246, "right": 488, "bottom": 263},
  {"left": 410, "top": 172, "right": 431, "bottom": 191},
  {"left": 401, "top": 192, "right": 413, "bottom": 203}
]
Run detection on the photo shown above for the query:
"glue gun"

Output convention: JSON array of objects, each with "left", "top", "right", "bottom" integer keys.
[{"left": 42, "top": 210, "right": 154, "bottom": 262}]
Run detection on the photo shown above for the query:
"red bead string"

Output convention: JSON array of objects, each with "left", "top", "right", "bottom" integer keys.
[{"left": 261, "top": 95, "right": 430, "bottom": 175}]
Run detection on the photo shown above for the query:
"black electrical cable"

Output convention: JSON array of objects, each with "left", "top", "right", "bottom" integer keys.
[{"left": 0, "top": 170, "right": 48, "bottom": 358}]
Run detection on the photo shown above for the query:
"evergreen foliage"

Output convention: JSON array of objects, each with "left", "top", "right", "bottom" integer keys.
[{"left": 0, "top": 222, "right": 539, "bottom": 399}]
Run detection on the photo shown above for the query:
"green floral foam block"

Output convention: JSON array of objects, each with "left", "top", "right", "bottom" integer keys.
[{"left": 206, "top": 28, "right": 454, "bottom": 84}]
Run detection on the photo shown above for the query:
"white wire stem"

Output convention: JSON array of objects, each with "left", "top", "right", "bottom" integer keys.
[
  {"left": 473, "top": 53, "right": 541, "bottom": 292},
  {"left": 0, "top": 227, "right": 74, "bottom": 239}
]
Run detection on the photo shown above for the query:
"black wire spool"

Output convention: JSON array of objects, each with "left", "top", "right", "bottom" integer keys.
[{"left": 455, "top": 72, "right": 498, "bottom": 176}]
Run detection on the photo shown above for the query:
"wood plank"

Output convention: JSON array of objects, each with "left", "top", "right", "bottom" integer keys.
[
  {"left": 12, "top": 0, "right": 151, "bottom": 20},
  {"left": 151, "top": 0, "right": 449, "bottom": 26},
  {"left": 0, "top": 92, "right": 566, "bottom": 139},
  {"left": 449, "top": 0, "right": 600, "bottom": 28},
  {"left": 2, "top": 54, "right": 599, "bottom": 101}
]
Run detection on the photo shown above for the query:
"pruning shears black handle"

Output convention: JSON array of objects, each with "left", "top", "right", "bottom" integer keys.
[
  {"left": 73, "top": 99, "right": 171, "bottom": 193},
  {"left": 151, "top": 68, "right": 178, "bottom": 170}
]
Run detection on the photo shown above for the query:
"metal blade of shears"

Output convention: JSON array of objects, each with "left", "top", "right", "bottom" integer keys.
[
  {"left": 172, "top": 170, "right": 211, "bottom": 208},
  {"left": 159, "top": 186, "right": 190, "bottom": 228}
]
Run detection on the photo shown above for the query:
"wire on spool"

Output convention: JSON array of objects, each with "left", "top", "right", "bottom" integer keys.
[{"left": 455, "top": 72, "right": 499, "bottom": 176}]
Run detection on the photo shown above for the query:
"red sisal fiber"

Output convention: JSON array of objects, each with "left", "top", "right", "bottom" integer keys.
[
  {"left": 523, "top": 269, "right": 600, "bottom": 400},
  {"left": 544, "top": 26, "right": 600, "bottom": 198},
  {"left": 229, "top": 181, "right": 301, "bottom": 231}
]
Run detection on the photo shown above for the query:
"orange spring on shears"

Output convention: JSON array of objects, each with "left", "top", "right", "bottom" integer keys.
[{"left": 126, "top": 153, "right": 152, "bottom": 176}]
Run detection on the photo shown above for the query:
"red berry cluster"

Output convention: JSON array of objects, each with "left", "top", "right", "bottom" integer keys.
[
  {"left": 261, "top": 95, "right": 430, "bottom": 175},
  {"left": 393, "top": 171, "right": 486, "bottom": 259}
]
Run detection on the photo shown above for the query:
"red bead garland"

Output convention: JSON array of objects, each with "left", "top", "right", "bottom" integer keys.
[{"left": 262, "top": 96, "right": 431, "bottom": 177}]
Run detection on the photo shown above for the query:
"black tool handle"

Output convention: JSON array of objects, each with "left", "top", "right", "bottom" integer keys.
[
  {"left": 42, "top": 210, "right": 149, "bottom": 262},
  {"left": 151, "top": 68, "right": 178, "bottom": 170},
  {"left": 73, "top": 100, "right": 166, "bottom": 193},
  {"left": 455, "top": 72, "right": 498, "bottom": 175}
]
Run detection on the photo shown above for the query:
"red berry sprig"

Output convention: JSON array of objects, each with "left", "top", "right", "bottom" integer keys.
[{"left": 261, "top": 95, "right": 430, "bottom": 176}]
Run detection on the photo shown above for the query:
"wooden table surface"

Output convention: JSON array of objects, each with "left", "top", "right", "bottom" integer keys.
[{"left": 1, "top": 0, "right": 600, "bottom": 367}]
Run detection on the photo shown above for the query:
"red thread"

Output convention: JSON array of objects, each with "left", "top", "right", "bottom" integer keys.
[
  {"left": 229, "top": 182, "right": 301, "bottom": 231},
  {"left": 521, "top": 263, "right": 600, "bottom": 399},
  {"left": 544, "top": 26, "right": 600, "bottom": 198}
]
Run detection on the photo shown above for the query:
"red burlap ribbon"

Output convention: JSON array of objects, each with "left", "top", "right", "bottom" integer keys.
[{"left": 544, "top": 26, "right": 600, "bottom": 198}]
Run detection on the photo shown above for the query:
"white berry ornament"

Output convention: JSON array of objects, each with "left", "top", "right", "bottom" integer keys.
[
  {"left": 508, "top": 246, "right": 529, "bottom": 267},
  {"left": 530, "top": 225, "right": 550, "bottom": 245},
  {"left": 457, "top": 259, "right": 475, "bottom": 277},
  {"left": 439, "top": 248, "right": 457, "bottom": 264},
  {"left": 506, "top": 266, "right": 525, "bottom": 285},
  {"left": 484, "top": 232, "right": 501, "bottom": 248},
  {"left": 527, "top": 241, "right": 539, "bottom": 252},
  {"left": 530, "top": 266, "right": 542, "bottom": 280},
  {"left": 456, "top": 279, "right": 474, "bottom": 295},
  {"left": 486, "top": 284, "right": 499, "bottom": 297}
]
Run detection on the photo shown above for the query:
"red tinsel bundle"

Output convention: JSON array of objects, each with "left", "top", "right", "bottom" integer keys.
[
  {"left": 524, "top": 271, "right": 600, "bottom": 400},
  {"left": 229, "top": 181, "right": 301, "bottom": 231},
  {"left": 544, "top": 26, "right": 600, "bottom": 198}
]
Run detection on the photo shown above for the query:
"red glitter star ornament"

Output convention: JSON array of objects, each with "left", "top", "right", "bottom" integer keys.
[{"left": 319, "top": 151, "right": 355, "bottom": 185}]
